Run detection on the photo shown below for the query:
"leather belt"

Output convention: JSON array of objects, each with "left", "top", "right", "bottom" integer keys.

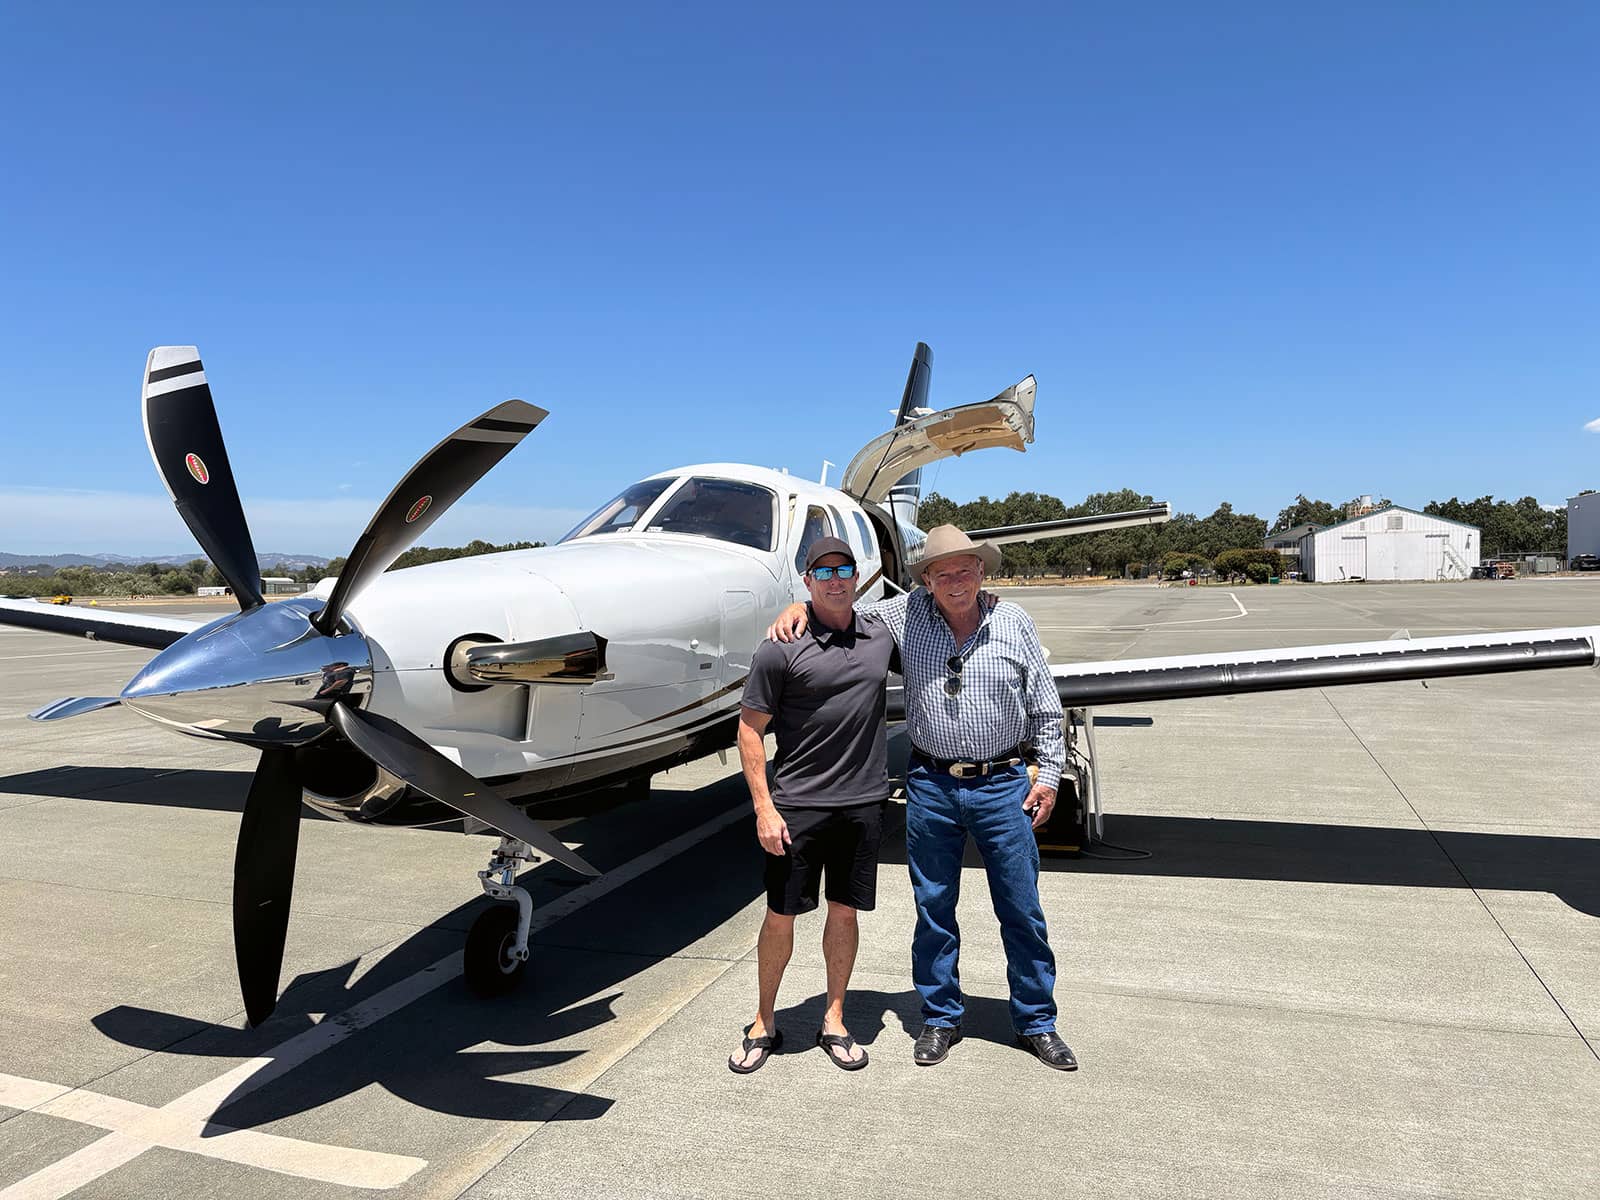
[{"left": 911, "top": 746, "right": 1025, "bottom": 779}]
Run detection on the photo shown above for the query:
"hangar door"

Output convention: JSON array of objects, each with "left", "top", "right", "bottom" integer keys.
[
  {"left": 1342, "top": 535, "right": 1367, "bottom": 580},
  {"left": 1425, "top": 533, "right": 1447, "bottom": 580}
]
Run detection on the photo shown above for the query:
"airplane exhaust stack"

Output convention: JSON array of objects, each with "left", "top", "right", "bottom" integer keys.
[{"left": 452, "top": 631, "right": 612, "bottom": 688}]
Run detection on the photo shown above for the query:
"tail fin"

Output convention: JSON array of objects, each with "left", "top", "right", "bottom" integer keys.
[{"left": 886, "top": 342, "right": 932, "bottom": 529}]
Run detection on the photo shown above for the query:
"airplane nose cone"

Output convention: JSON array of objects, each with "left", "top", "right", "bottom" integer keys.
[{"left": 121, "top": 598, "right": 373, "bottom": 745}]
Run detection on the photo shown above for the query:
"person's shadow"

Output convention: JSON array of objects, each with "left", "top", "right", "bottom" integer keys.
[{"left": 768, "top": 987, "right": 1024, "bottom": 1056}]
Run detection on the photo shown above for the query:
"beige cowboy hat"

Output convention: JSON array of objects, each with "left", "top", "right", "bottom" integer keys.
[{"left": 914, "top": 524, "right": 1002, "bottom": 576}]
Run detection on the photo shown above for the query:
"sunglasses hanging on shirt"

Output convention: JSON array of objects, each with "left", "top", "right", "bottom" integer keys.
[{"left": 945, "top": 654, "right": 964, "bottom": 696}]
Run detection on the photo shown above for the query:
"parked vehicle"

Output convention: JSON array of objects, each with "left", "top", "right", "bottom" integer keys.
[{"left": 1572, "top": 554, "right": 1600, "bottom": 572}]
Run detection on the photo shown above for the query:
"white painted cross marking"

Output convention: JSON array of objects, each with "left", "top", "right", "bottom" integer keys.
[
  {"left": 0, "top": 1072, "right": 426, "bottom": 1194},
  {"left": 0, "top": 801, "right": 749, "bottom": 1198}
]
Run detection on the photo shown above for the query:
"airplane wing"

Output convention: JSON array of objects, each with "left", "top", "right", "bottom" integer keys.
[
  {"left": 0, "top": 597, "right": 200, "bottom": 651},
  {"left": 966, "top": 503, "right": 1172, "bottom": 547},
  {"left": 1049, "top": 625, "right": 1600, "bottom": 707}
]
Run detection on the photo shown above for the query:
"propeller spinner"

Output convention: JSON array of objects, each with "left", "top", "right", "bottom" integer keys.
[{"left": 122, "top": 347, "right": 595, "bottom": 1026}]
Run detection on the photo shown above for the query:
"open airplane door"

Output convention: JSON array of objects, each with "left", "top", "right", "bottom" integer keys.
[{"left": 840, "top": 375, "right": 1037, "bottom": 505}]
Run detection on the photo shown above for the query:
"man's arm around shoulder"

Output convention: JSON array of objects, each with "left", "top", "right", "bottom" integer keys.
[{"left": 767, "top": 590, "right": 911, "bottom": 642}]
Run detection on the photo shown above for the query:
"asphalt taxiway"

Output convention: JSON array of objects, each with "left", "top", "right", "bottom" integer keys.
[{"left": 1, "top": 580, "right": 1596, "bottom": 1199}]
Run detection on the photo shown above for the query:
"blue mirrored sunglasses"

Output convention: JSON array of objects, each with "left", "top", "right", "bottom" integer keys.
[{"left": 809, "top": 564, "right": 857, "bottom": 581}]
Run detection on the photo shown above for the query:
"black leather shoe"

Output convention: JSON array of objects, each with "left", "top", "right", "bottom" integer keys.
[
  {"left": 913, "top": 1023, "right": 961, "bottom": 1065},
  {"left": 1017, "top": 1031, "right": 1078, "bottom": 1071}
]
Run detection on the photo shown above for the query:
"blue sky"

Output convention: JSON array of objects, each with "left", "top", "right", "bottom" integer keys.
[{"left": 1, "top": 2, "right": 1596, "bottom": 555}]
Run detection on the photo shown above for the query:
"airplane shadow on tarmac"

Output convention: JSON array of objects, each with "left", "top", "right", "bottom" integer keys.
[
  {"left": 870, "top": 805, "right": 1600, "bottom": 919},
  {"left": 0, "top": 764, "right": 654, "bottom": 821},
  {"left": 0, "top": 765, "right": 289, "bottom": 815},
  {"left": 8, "top": 759, "right": 1597, "bottom": 1132},
  {"left": 10, "top": 760, "right": 1597, "bottom": 922},
  {"left": 75, "top": 774, "right": 770, "bottom": 1133},
  {"left": 1040, "top": 814, "right": 1600, "bottom": 919}
]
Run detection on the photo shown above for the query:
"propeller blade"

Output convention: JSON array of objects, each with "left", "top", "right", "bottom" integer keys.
[
  {"left": 142, "top": 347, "right": 264, "bottom": 610},
  {"left": 328, "top": 704, "right": 599, "bottom": 877},
  {"left": 314, "top": 400, "right": 547, "bottom": 634},
  {"left": 234, "top": 747, "right": 303, "bottom": 1026}
]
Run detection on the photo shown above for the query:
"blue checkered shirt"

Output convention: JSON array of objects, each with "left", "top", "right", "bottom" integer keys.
[{"left": 860, "top": 590, "right": 1065, "bottom": 790}]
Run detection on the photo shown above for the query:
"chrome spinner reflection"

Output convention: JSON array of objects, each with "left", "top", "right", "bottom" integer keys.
[{"left": 119, "top": 597, "right": 372, "bottom": 745}]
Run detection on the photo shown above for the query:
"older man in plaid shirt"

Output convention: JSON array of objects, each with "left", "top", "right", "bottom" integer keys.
[{"left": 771, "top": 525, "right": 1076, "bottom": 1071}]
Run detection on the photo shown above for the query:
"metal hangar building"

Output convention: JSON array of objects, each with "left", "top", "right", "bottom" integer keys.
[
  {"left": 1298, "top": 505, "right": 1479, "bottom": 582},
  {"left": 1569, "top": 491, "right": 1600, "bottom": 560}
]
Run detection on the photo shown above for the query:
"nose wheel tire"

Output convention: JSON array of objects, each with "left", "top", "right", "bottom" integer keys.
[{"left": 464, "top": 904, "right": 529, "bottom": 996}]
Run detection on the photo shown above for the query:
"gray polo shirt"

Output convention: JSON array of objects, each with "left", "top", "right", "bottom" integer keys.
[{"left": 742, "top": 604, "right": 893, "bottom": 809}]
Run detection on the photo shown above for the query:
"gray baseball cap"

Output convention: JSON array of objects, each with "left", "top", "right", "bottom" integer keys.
[{"left": 804, "top": 536, "right": 856, "bottom": 572}]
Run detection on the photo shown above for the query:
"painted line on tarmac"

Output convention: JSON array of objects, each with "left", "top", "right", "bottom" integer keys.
[
  {"left": 1038, "top": 591, "right": 1250, "bottom": 632},
  {"left": 0, "top": 801, "right": 751, "bottom": 1199},
  {"left": 0, "top": 1073, "right": 425, "bottom": 1194}
]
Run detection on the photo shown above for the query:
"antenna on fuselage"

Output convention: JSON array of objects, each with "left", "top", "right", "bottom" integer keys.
[{"left": 819, "top": 459, "right": 835, "bottom": 486}]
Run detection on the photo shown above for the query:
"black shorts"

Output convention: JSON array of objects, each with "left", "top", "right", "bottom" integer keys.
[{"left": 764, "top": 800, "right": 886, "bottom": 916}]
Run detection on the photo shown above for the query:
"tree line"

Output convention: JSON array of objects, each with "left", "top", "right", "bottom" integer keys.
[
  {"left": 918, "top": 490, "right": 1570, "bottom": 579},
  {"left": 2, "top": 489, "right": 1573, "bottom": 597}
]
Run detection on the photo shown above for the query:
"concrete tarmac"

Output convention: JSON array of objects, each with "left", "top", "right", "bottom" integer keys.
[{"left": 1, "top": 580, "right": 1596, "bottom": 1199}]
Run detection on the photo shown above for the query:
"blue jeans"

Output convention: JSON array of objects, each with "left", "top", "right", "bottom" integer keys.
[{"left": 905, "top": 760, "right": 1057, "bottom": 1035}]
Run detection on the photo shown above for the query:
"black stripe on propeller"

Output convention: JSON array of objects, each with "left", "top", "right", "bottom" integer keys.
[
  {"left": 313, "top": 400, "right": 547, "bottom": 635},
  {"left": 329, "top": 704, "right": 599, "bottom": 877},
  {"left": 142, "top": 347, "right": 265, "bottom": 611}
]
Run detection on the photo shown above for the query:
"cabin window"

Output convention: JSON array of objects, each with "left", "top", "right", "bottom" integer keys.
[
  {"left": 560, "top": 477, "right": 676, "bottom": 542},
  {"left": 852, "top": 511, "right": 876, "bottom": 558},
  {"left": 793, "top": 505, "right": 832, "bottom": 573},
  {"left": 827, "top": 506, "right": 850, "bottom": 548},
  {"left": 648, "top": 477, "right": 777, "bottom": 551}
]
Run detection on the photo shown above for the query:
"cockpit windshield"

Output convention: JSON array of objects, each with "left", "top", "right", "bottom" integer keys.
[
  {"left": 647, "top": 477, "right": 777, "bottom": 551},
  {"left": 560, "top": 477, "right": 675, "bottom": 542}
]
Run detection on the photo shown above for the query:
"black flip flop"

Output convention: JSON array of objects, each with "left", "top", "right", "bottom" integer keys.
[
  {"left": 728, "top": 1026, "right": 782, "bottom": 1074},
  {"left": 815, "top": 1030, "right": 868, "bottom": 1071}
]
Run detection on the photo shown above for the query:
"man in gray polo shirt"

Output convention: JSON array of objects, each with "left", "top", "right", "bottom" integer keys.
[{"left": 728, "top": 537, "right": 895, "bottom": 1074}]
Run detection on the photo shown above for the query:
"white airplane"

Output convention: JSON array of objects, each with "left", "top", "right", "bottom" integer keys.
[{"left": 1, "top": 343, "right": 1594, "bottom": 1029}]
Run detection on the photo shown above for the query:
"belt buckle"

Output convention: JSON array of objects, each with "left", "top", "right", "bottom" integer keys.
[{"left": 949, "top": 762, "right": 977, "bottom": 779}]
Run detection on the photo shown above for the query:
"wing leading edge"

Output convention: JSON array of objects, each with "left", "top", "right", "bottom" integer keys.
[
  {"left": 0, "top": 598, "right": 199, "bottom": 651},
  {"left": 966, "top": 503, "right": 1172, "bottom": 547},
  {"left": 1050, "top": 626, "right": 1600, "bottom": 708}
]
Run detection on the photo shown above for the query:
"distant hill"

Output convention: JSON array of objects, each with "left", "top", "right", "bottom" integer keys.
[
  {"left": 256, "top": 553, "right": 334, "bottom": 571},
  {"left": 0, "top": 551, "right": 331, "bottom": 570}
]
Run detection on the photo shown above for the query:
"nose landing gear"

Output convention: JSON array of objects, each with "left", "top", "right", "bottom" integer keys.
[{"left": 465, "top": 836, "right": 537, "bottom": 995}]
